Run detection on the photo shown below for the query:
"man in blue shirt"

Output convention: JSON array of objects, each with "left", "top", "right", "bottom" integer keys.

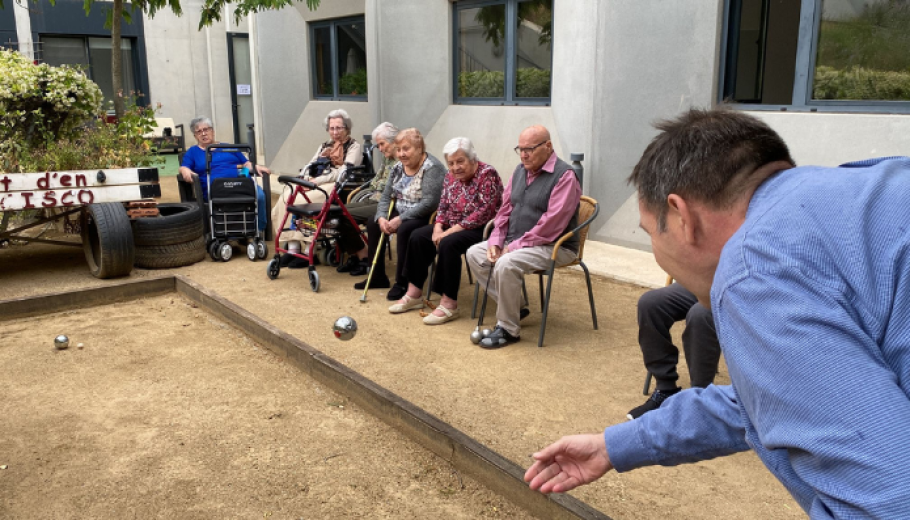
[
  {"left": 179, "top": 116, "right": 269, "bottom": 231},
  {"left": 524, "top": 109, "right": 910, "bottom": 517}
]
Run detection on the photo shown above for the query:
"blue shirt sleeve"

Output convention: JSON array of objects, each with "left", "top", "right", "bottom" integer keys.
[
  {"left": 181, "top": 146, "right": 203, "bottom": 175},
  {"left": 604, "top": 384, "right": 749, "bottom": 471},
  {"left": 714, "top": 267, "right": 910, "bottom": 517}
]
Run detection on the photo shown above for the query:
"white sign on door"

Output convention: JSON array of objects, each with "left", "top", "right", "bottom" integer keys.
[{"left": 237, "top": 84, "right": 251, "bottom": 96}]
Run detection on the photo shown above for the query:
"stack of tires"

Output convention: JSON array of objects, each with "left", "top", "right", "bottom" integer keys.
[{"left": 131, "top": 203, "right": 206, "bottom": 269}]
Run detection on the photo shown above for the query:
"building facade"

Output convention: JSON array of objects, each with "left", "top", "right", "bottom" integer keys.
[{"left": 4, "top": 0, "right": 908, "bottom": 249}]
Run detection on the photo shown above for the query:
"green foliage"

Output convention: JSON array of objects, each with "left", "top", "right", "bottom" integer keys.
[
  {"left": 458, "top": 68, "right": 551, "bottom": 98},
  {"left": 816, "top": 1, "right": 910, "bottom": 73},
  {"left": 474, "top": 0, "right": 552, "bottom": 48},
  {"left": 201, "top": 0, "right": 320, "bottom": 30},
  {"left": 338, "top": 68, "right": 367, "bottom": 96},
  {"left": 0, "top": 49, "right": 103, "bottom": 146},
  {"left": 515, "top": 67, "right": 550, "bottom": 98},
  {"left": 813, "top": 65, "right": 910, "bottom": 101},
  {"left": 0, "top": 50, "right": 161, "bottom": 173}
]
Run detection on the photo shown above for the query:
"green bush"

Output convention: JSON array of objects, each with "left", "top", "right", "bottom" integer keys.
[
  {"left": 813, "top": 65, "right": 910, "bottom": 101},
  {"left": 339, "top": 68, "right": 368, "bottom": 96},
  {"left": 458, "top": 68, "right": 551, "bottom": 98},
  {"left": 0, "top": 49, "right": 103, "bottom": 146},
  {"left": 0, "top": 49, "right": 161, "bottom": 173}
]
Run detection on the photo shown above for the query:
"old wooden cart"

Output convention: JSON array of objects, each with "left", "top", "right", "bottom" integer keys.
[{"left": 0, "top": 168, "right": 160, "bottom": 278}]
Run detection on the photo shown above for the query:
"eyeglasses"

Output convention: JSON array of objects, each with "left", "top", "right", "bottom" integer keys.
[
  {"left": 194, "top": 127, "right": 213, "bottom": 135},
  {"left": 328, "top": 126, "right": 347, "bottom": 133},
  {"left": 514, "top": 141, "right": 548, "bottom": 156}
]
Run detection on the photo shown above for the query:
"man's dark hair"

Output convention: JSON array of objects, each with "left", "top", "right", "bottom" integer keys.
[{"left": 628, "top": 108, "right": 794, "bottom": 231}]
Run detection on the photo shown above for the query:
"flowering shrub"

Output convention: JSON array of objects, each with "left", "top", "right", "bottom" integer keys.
[
  {"left": 0, "top": 49, "right": 161, "bottom": 173},
  {"left": 0, "top": 49, "right": 103, "bottom": 146}
]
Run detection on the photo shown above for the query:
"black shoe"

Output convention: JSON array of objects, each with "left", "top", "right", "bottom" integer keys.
[
  {"left": 354, "top": 276, "right": 391, "bottom": 290},
  {"left": 288, "top": 257, "right": 310, "bottom": 269},
  {"left": 626, "top": 387, "right": 681, "bottom": 420},
  {"left": 279, "top": 253, "right": 295, "bottom": 267},
  {"left": 520, "top": 308, "right": 530, "bottom": 321},
  {"left": 348, "top": 259, "right": 370, "bottom": 277},
  {"left": 337, "top": 255, "right": 360, "bottom": 273},
  {"left": 386, "top": 284, "right": 407, "bottom": 301},
  {"left": 480, "top": 325, "right": 520, "bottom": 349}
]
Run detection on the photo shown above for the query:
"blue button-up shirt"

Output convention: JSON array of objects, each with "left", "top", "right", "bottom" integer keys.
[{"left": 604, "top": 157, "right": 910, "bottom": 518}]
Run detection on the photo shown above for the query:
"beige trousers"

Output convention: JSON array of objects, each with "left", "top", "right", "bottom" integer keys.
[
  {"left": 466, "top": 240, "right": 576, "bottom": 337},
  {"left": 270, "top": 182, "right": 334, "bottom": 244}
]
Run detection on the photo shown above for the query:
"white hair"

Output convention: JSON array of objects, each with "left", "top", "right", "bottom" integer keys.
[
  {"left": 190, "top": 116, "right": 213, "bottom": 133},
  {"left": 442, "top": 137, "right": 477, "bottom": 162},
  {"left": 324, "top": 109, "right": 352, "bottom": 131},
  {"left": 371, "top": 122, "right": 399, "bottom": 143}
]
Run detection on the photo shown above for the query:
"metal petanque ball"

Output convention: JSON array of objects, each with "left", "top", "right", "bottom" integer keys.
[
  {"left": 470, "top": 329, "right": 483, "bottom": 345},
  {"left": 481, "top": 328, "right": 493, "bottom": 339},
  {"left": 54, "top": 335, "right": 70, "bottom": 350},
  {"left": 333, "top": 316, "right": 358, "bottom": 341}
]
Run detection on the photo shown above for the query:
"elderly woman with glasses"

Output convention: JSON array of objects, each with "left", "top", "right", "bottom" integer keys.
[
  {"left": 386, "top": 137, "right": 503, "bottom": 324},
  {"left": 353, "top": 128, "right": 446, "bottom": 301},
  {"left": 179, "top": 116, "right": 270, "bottom": 230},
  {"left": 271, "top": 108, "right": 363, "bottom": 268}
]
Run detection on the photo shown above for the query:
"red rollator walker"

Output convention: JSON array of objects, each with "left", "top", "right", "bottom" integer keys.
[{"left": 268, "top": 165, "right": 369, "bottom": 292}]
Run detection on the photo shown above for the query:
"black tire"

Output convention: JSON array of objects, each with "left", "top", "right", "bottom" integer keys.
[
  {"left": 308, "top": 268, "right": 320, "bottom": 292},
  {"left": 131, "top": 203, "right": 204, "bottom": 246},
  {"left": 134, "top": 235, "right": 206, "bottom": 269},
  {"left": 267, "top": 257, "right": 280, "bottom": 279},
  {"left": 82, "top": 203, "right": 135, "bottom": 279},
  {"left": 326, "top": 245, "right": 341, "bottom": 267}
]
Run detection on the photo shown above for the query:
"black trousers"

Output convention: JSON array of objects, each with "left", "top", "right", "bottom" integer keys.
[
  {"left": 334, "top": 217, "right": 367, "bottom": 255},
  {"left": 403, "top": 225, "right": 484, "bottom": 301},
  {"left": 366, "top": 209, "right": 425, "bottom": 286},
  {"left": 638, "top": 283, "right": 721, "bottom": 391}
]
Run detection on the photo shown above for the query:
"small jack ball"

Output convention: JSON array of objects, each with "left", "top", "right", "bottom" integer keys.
[
  {"left": 333, "top": 316, "right": 358, "bottom": 341},
  {"left": 54, "top": 335, "right": 69, "bottom": 350}
]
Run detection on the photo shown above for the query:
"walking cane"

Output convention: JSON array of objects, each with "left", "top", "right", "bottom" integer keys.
[{"left": 360, "top": 198, "right": 396, "bottom": 303}]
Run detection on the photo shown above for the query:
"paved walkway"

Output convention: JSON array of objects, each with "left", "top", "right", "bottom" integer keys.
[{"left": 573, "top": 240, "right": 667, "bottom": 289}]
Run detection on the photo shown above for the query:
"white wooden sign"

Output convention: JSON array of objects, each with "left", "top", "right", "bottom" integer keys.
[{"left": 0, "top": 168, "right": 160, "bottom": 211}]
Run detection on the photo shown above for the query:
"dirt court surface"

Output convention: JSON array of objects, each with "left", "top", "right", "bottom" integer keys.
[
  {"left": 0, "top": 180, "right": 803, "bottom": 519},
  {"left": 0, "top": 296, "right": 531, "bottom": 519}
]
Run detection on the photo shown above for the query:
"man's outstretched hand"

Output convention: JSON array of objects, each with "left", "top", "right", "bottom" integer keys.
[{"left": 524, "top": 433, "right": 613, "bottom": 494}]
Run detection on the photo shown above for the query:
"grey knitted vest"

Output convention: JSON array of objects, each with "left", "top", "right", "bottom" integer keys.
[{"left": 505, "top": 158, "right": 580, "bottom": 252}]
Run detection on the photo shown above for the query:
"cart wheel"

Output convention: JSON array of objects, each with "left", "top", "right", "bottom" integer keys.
[
  {"left": 308, "top": 268, "right": 320, "bottom": 292},
  {"left": 326, "top": 246, "right": 341, "bottom": 267},
  {"left": 247, "top": 242, "right": 257, "bottom": 261},
  {"left": 267, "top": 258, "right": 280, "bottom": 280},
  {"left": 219, "top": 242, "right": 233, "bottom": 262},
  {"left": 255, "top": 240, "right": 268, "bottom": 260},
  {"left": 208, "top": 241, "right": 220, "bottom": 261}
]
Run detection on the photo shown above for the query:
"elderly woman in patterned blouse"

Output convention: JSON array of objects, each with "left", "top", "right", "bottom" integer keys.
[
  {"left": 388, "top": 137, "right": 503, "bottom": 324},
  {"left": 353, "top": 128, "right": 447, "bottom": 301}
]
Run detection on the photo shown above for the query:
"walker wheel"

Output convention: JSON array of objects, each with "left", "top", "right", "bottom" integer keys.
[
  {"left": 208, "top": 241, "right": 220, "bottom": 261},
  {"left": 308, "top": 268, "right": 320, "bottom": 292},
  {"left": 255, "top": 239, "right": 268, "bottom": 260},
  {"left": 219, "top": 242, "right": 233, "bottom": 262},
  {"left": 326, "top": 246, "right": 341, "bottom": 267},
  {"left": 247, "top": 242, "right": 257, "bottom": 261},
  {"left": 267, "top": 258, "right": 280, "bottom": 280}
]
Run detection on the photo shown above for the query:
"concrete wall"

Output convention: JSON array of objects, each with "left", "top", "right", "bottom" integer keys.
[
  {"left": 144, "top": 0, "right": 242, "bottom": 145},
  {"left": 586, "top": 0, "right": 724, "bottom": 250}
]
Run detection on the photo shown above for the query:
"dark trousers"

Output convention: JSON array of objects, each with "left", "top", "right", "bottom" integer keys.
[
  {"left": 335, "top": 217, "right": 367, "bottom": 255},
  {"left": 403, "top": 225, "right": 484, "bottom": 300},
  {"left": 638, "top": 283, "right": 721, "bottom": 391},
  {"left": 366, "top": 209, "right": 425, "bottom": 286}
]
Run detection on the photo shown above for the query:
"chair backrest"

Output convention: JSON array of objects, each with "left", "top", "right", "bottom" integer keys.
[{"left": 574, "top": 196, "right": 599, "bottom": 261}]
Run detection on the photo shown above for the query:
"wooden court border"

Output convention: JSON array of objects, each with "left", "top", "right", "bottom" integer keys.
[{"left": 0, "top": 276, "right": 611, "bottom": 520}]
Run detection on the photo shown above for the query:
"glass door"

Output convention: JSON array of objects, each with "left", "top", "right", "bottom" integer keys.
[{"left": 227, "top": 33, "right": 253, "bottom": 144}]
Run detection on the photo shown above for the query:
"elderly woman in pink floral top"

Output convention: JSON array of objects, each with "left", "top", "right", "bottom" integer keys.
[{"left": 388, "top": 137, "right": 503, "bottom": 325}]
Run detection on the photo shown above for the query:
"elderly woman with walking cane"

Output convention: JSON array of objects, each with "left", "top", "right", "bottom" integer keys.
[{"left": 354, "top": 128, "right": 445, "bottom": 301}]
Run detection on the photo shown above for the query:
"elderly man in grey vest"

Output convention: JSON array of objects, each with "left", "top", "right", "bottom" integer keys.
[{"left": 466, "top": 125, "right": 582, "bottom": 348}]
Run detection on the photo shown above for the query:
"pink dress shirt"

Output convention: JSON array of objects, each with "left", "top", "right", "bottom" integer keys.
[{"left": 488, "top": 152, "right": 582, "bottom": 252}]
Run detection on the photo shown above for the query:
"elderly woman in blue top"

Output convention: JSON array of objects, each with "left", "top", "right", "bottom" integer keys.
[
  {"left": 353, "top": 128, "right": 446, "bottom": 302},
  {"left": 179, "top": 116, "right": 270, "bottom": 231}
]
